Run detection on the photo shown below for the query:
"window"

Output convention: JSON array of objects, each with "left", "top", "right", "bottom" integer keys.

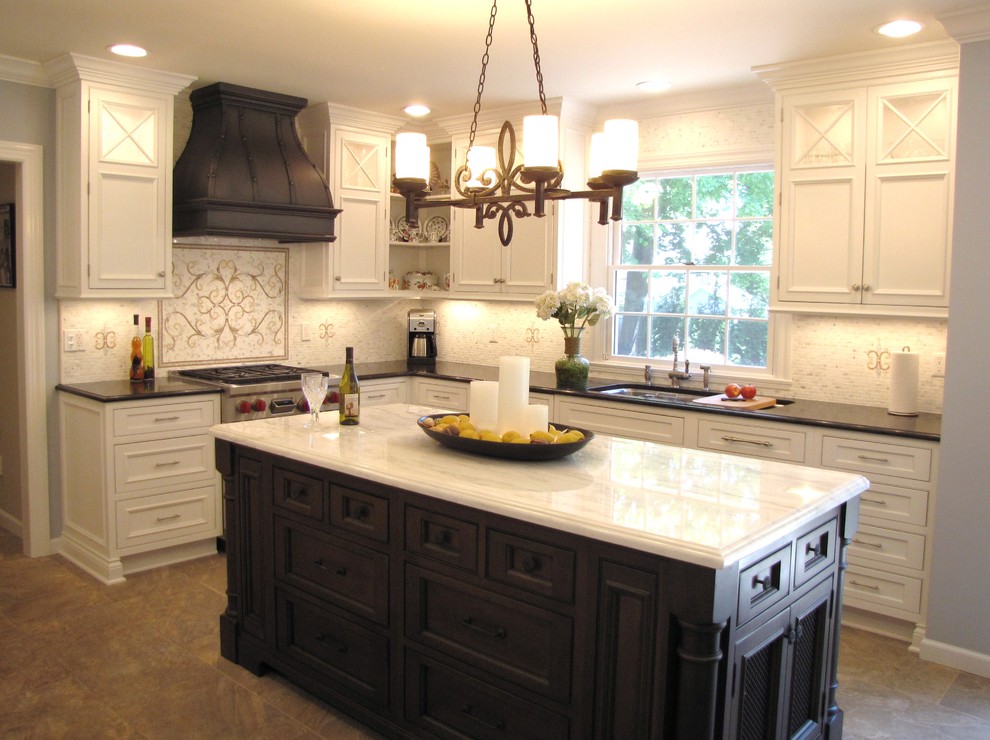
[{"left": 608, "top": 166, "right": 774, "bottom": 370}]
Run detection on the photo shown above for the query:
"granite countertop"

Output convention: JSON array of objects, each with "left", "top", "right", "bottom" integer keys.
[
  {"left": 56, "top": 377, "right": 221, "bottom": 402},
  {"left": 210, "top": 403, "right": 867, "bottom": 569},
  {"left": 313, "top": 360, "right": 942, "bottom": 442}
]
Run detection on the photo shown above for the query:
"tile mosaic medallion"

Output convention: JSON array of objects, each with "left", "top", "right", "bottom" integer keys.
[{"left": 160, "top": 245, "right": 289, "bottom": 367}]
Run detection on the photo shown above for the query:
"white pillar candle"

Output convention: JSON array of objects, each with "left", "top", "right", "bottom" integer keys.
[
  {"left": 497, "top": 356, "right": 531, "bottom": 434},
  {"left": 469, "top": 380, "right": 499, "bottom": 432},
  {"left": 521, "top": 404, "right": 549, "bottom": 436}
]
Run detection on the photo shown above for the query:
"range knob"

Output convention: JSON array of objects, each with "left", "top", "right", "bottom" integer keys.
[
  {"left": 296, "top": 398, "right": 309, "bottom": 412},
  {"left": 252, "top": 399, "right": 267, "bottom": 412},
  {"left": 236, "top": 400, "right": 253, "bottom": 414}
]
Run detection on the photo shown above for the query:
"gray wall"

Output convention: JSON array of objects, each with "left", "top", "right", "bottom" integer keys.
[
  {"left": 0, "top": 163, "right": 20, "bottom": 522},
  {"left": 0, "top": 79, "right": 59, "bottom": 535},
  {"left": 927, "top": 38, "right": 990, "bottom": 657}
]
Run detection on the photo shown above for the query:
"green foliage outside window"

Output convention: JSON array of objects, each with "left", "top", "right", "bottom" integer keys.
[{"left": 611, "top": 168, "right": 773, "bottom": 368}]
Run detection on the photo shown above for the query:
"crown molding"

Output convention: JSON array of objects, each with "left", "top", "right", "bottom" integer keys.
[
  {"left": 43, "top": 53, "right": 195, "bottom": 95},
  {"left": 0, "top": 54, "right": 50, "bottom": 88},
  {"left": 939, "top": 6, "right": 990, "bottom": 44}
]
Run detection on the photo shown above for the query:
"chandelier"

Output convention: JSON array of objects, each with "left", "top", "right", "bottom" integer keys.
[{"left": 392, "top": 0, "right": 639, "bottom": 247}]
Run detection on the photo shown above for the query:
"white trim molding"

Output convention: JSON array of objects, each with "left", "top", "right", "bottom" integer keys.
[
  {"left": 920, "top": 638, "right": 990, "bottom": 679},
  {"left": 939, "top": 5, "right": 990, "bottom": 44}
]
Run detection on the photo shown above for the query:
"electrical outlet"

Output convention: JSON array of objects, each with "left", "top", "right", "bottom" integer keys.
[
  {"left": 933, "top": 352, "right": 946, "bottom": 378},
  {"left": 62, "top": 329, "right": 85, "bottom": 352},
  {"left": 300, "top": 324, "right": 311, "bottom": 342}
]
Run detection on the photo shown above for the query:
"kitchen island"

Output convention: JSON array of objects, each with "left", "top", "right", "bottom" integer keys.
[{"left": 212, "top": 403, "right": 867, "bottom": 739}]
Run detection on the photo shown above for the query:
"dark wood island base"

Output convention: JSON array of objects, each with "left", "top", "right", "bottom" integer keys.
[{"left": 216, "top": 439, "right": 858, "bottom": 739}]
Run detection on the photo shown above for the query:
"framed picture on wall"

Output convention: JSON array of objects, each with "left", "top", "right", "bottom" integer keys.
[{"left": 0, "top": 203, "right": 13, "bottom": 289}]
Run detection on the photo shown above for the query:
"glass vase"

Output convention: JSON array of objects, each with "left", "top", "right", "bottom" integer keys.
[{"left": 555, "top": 328, "right": 590, "bottom": 391}]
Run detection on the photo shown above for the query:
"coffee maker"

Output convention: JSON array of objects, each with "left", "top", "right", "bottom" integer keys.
[{"left": 407, "top": 309, "right": 437, "bottom": 367}]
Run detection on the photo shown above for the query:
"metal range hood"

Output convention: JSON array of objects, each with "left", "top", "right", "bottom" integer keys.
[{"left": 173, "top": 82, "right": 340, "bottom": 243}]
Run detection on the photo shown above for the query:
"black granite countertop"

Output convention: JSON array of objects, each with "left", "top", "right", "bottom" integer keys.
[{"left": 56, "top": 377, "right": 221, "bottom": 402}]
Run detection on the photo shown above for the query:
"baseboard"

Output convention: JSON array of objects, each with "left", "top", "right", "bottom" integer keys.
[
  {"left": 0, "top": 509, "right": 23, "bottom": 538},
  {"left": 920, "top": 638, "right": 990, "bottom": 679},
  {"left": 120, "top": 538, "right": 220, "bottom": 576},
  {"left": 841, "top": 605, "right": 918, "bottom": 647}
]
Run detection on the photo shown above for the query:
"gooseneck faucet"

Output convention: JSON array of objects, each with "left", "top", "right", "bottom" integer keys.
[{"left": 668, "top": 336, "right": 692, "bottom": 388}]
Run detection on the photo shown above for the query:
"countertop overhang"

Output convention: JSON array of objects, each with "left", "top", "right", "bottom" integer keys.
[{"left": 210, "top": 403, "right": 868, "bottom": 570}]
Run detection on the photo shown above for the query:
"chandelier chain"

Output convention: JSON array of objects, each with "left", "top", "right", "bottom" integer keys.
[
  {"left": 525, "top": 0, "right": 547, "bottom": 115},
  {"left": 468, "top": 0, "right": 499, "bottom": 153}
]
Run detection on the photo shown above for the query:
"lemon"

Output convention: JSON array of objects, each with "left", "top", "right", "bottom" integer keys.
[
  {"left": 458, "top": 414, "right": 471, "bottom": 424},
  {"left": 460, "top": 429, "right": 480, "bottom": 439},
  {"left": 556, "top": 431, "right": 581, "bottom": 444},
  {"left": 510, "top": 436, "right": 531, "bottom": 444},
  {"left": 530, "top": 430, "right": 556, "bottom": 444},
  {"left": 501, "top": 430, "right": 522, "bottom": 442},
  {"left": 459, "top": 421, "right": 477, "bottom": 433},
  {"left": 440, "top": 415, "right": 460, "bottom": 426},
  {"left": 480, "top": 431, "right": 502, "bottom": 442}
]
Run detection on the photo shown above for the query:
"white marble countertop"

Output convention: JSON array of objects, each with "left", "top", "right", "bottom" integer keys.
[{"left": 210, "top": 403, "right": 868, "bottom": 570}]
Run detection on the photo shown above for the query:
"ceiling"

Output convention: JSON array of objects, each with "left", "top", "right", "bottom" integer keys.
[{"left": 0, "top": 0, "right": 976, "bottom": 120}]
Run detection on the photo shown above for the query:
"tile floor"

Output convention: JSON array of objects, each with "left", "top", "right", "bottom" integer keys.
[{"left": 2, "top": 529, "right": 989, "bottom": 739}]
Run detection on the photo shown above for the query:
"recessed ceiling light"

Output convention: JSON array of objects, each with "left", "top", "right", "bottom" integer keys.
[
  {"left": 404, "top": 104, "right": 431, "bottom": 117},
  {"left": 636, "top": 80, "right": 672, "bottom": 93},
  {"left": 876, "top": 19, "right": 925, "bottom": 38},
  {"left": 108, "top": 43, "right": 148, "bottom": 58}
]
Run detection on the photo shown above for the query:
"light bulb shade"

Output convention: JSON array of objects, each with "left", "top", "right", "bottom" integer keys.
[
  {"left": 465, "top": 145, "right": 497, "bottom": 189},
  {"left": 523, "top": 114, "right": 559, "bottom": 169},
  {"left": 589, "top": 132, "right": 607, "bottom": 179},
  {"left": 395, "top": 132, "right": 430, "bottom": 181},
  {"left": 603, "top": 119, "right": 639, "bottom": 172}
]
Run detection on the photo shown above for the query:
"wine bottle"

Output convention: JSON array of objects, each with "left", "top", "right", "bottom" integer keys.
[
  {"left": 129, "top": 314, "right": 144, "bottom": 383},
  {"left": 338, "top": 346, "right": 360, "bottom": 426},
  {"left": 142, "top": 316, "right": 155, "bottom": 380}
]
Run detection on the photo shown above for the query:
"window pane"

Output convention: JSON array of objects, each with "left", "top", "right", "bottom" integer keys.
[
  {"left": 728, "top": 319, "right": 768, "bottom": 367},
  {"left": 687, "top": 318, "right": 726, "bottom": 364},
  {"left": 729, "top": 272, "right": 770, "bottom": 319},
  {"left": 650, "top": 316, "right": 684, "bottom": 359},
  {"left": 615, "top": 270, "right": 650, "bottom": 312},
  {"left": 687, "top": 271, "right": 727, "bottom": 316},
  {"left": 736, "top": 221, "right": 773, "bottom": 266},
  {"left": 620, "top": 223, "right": 655, "bottom": 265},
  {"left": 658, "top": 177, "right": 693, "bottom": 219},
  {"left": 649, "top": 271, "right": 686, "bottom": 313},
  {"left": 696, "top": 174, "right": 733, "bottom": 218},
  {"left": 614, "top": 314, "right": 649, "bottom": 357},
  {"left": 691, "top": 222, "right": 732, "bottom": 265},
  {"left": 622, "top": 178, "right": 657, "bottom": 221},
  {"left": 656, "top": 223, "right": 690, "bottom": 264},
  {"left": 736, "top": 171, "right": 774, "bottom": 217}
]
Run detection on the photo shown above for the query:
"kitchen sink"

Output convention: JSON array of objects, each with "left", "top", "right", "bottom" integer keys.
[{"left": 587, "top": 384, "right": 710, "bottom": 403}]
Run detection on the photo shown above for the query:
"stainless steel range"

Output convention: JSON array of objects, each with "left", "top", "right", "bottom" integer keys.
[{"left": 177, "top": 364, "right": 341, "bottom": 422}]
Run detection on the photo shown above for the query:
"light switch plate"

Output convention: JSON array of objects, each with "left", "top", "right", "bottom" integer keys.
[{"left": 62, "top": 329, "right": 85, "bottom": 352}]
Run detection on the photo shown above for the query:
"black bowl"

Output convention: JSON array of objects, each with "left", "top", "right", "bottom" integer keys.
[{"left": 416, "top": 414, "right": 595, "bottom": 461}]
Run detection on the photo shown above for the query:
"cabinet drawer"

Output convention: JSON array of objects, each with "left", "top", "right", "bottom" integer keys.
[
  {"left": 362, "top": 381, "right": 406, "bottom": 407},
  {"left": 794, "top": 518, "right": 838, "bottom": 589},
  {"left": 845, "top": 565, "right": 922, "bottom": 615},
  {"left": 404, "top": 650, "right": 570, "bottom": 740},
  {"left": 405, "top": 506, "right": 478, "bottom": 572},
  {"left": 697, "top": 419, "right": 807, "bottom": 463},
  {"left": 273, "top": 465, "right": 326, "bottom": 523},
  {"left": 114, "top": 434, "right": 215, "bottom": 494},
  {"left": 406, "top": 565, "right": 573, "bottom": 703},
  {"left": 112, "top": 398, "right": 216, "bottom": 437},
  {"left": 859, "top": 483, "right": 930, "bottom": 528},
  {"left": 115, "top": 485, "right": 218, "bottom": 551},
  {"left": 276, "top": 589, "right": 389, "bottom": 708},
  {"left": 738, "top": 545, "right": 792, "bottom": 626},
  {"left": 274, "top": 518, "right": 389, "bottom": 626},
  {"left": 417, "top": 382, "right": 468, "bottom": 411},
  {"left": 821, "top": 435, "right": 932, "bottom": 483},
  {"left": 331, "top": 485, "right": 389, "bottom": 544},
  {"left": 555, "top": 399, "right": 684, "bottom": 445},
  {"left": 849, "top": 525, "right": 926, "bottom": 571},
  {"left": 487, "top": 529, "right": 576, "bottom": 604}
]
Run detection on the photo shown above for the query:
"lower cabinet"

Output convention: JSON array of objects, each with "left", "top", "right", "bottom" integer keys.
[{"left": 217, "top": 442, "right": 855, "bottom": 739}]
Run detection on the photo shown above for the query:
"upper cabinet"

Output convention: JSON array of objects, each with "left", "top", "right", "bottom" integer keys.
[
  {"left": 759, "top": 43, "right": 958, "bottom": 317},
  {"left": 296, "top": 105, "right": 404, "bottom": 298},
  {"left": 47, "top": 54, "right": 195, "bottom": 298}
]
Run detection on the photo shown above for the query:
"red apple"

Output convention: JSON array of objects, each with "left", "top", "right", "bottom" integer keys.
[
  {"left": 724, "top": 383, "right": 742, "bottom": 399},
  {"left": 741, "top": 384, "right": 758, "bottom": 400}
]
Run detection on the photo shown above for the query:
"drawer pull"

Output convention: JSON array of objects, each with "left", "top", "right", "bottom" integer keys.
[
  {"left": 461, "top": 705, "right": 506, "bottom": 732},
  {"left": 313, "top": 559, "right": 348, "bottom": 576},
  {"left": 862, "top": 496, "right": 888, "bottom": 505},
  {"left": 721, "top": 435, "right": 773, "bottom": 448},
  {"left": 315, "top": 633, "right": 349, "bottom": 654},
  {"left": 752, "top": 574, "right": 774, "bottom": 592},
  {"left": 522, "top": 555, "right": 540, "bottom": 573},
  {"left": 153, "top": 415, "right": 181, "bottom": 422},
  {"left": 805, "top": 542, "right": 822, "bottom": 558},
  {"left": 461, "top": 616, "right": 507, "bottom": 640},
  {"left": 154, "top": 460, "right": 181, "bottom": 468},
  {"left": 432, "top": 529, "right": 453, "bottom": 548},
  {"left": 850, "top": 579, "right": 881, "bottom": 591},
  {"left": 156, "top": 513, "right": 181, "bottom": 522},
  {"left": 787, "top": 622, "right": 804, "bottom": 644},
  {"left": 857, "top": 454, "right": 890, "bottom": 463},
  {"left": 353, "top": 505, "right": 370, "bottom": 521},
  {"left": 433, "top": 393, "right": 452, "bottom": 400},
  {"left": 852, "top": 538, "right": 884, "bottom": 550},
  {"left": 367, "top": 393, "right": 386, "bottom": 399}
]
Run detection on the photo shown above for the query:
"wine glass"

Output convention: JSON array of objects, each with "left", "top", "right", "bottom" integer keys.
[{"left": 301, "top": 372, "right": 329, "bottom": 430}]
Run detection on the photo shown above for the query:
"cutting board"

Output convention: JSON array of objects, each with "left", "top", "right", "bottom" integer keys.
[{"left": 692, "top": 394, "right": 777, "bottom": 410}]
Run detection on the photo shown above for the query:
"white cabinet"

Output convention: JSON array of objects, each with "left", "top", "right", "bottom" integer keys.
[
  {"left": 362, "top": 377, "right": 409, "bottom": 407},
  {"left": 58, "top": 391, "right": 222, "bottom": 584},
  {"left": 47, "top": 54, "right": 194, "bottom": 298},
  {"left": 412, "top": 378, "right": 469, "bottom": 411},
  {"left": 555, "top": 397, "right": 687, "bottom": 446},
  {"left": 764, "top": 46, "right": 958, "bottom": 316},
  {"left": 296, "top": 105, "right": 404, "bottom": 298},
  {"left": 695, "top": 416, "right": 808, "bottom": 463}
]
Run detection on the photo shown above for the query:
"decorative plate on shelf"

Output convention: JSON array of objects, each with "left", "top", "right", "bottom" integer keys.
[
  {"left": 389, "top": 220, "right": 403, "bottom": 243},
  {"left": 396, "top": 217, "right": 420, "bottom": 243},
  {"left": 423, "top": 215, "right": 449, "bottom": 243},
  {"left": 416, "top": 414, "right": 594, "bottom": 461}
]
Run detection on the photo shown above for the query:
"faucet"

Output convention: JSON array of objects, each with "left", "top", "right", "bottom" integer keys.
[
  {"left": 700, "top": 365, "right": 712, "bottom": 392},
  {"left": 668, "top": 336, "right": 691, "bottom": 387},
  {"left": 644, "top": 365, "right": 656, "bottom": 385}
]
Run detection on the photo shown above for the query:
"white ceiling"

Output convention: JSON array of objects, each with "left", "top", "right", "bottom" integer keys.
[{"left": 0, "top": 0, "right": 977, "bottom": 119}]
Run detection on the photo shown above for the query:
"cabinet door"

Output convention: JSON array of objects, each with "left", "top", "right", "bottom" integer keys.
[
  {"left": 331, "top": 128, "right": 389, "bottom": 292},
  {"left": 88, "top": 87, "right": 171, "bottom": 292},
  {"left": 863, "top": 77, "right": 956, "bottom": 308},
  {"left": 729, "top": 608, "right": 790, "bottom": 740},
  {"left": 777, "top": 88, "right": 867, "bottom": 305},
  {"left": 783, "top": 578, "right": 834, "bottom": 740}
]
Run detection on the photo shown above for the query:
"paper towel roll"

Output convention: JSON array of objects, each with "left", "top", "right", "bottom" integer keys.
[{"left": 888, "top": 350, "right": 919, "bottom": 416}]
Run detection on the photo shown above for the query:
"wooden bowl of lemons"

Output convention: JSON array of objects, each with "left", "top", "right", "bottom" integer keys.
[{"left": 416, "top": 413, "right": 595, "bottom": 461}]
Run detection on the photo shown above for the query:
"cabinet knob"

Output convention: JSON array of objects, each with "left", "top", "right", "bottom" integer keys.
[
  {"left": 852, "top": 283, "right": 861, "bottom": 291},
  {"left": 158, "top": 270, "right": 166, "bottom": 277},
  {"left": 863, "top": 284, "right": 872, "bottom": 291},
  {"left": 335, "top": 276, "right": 342, "bottom": 282}
]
